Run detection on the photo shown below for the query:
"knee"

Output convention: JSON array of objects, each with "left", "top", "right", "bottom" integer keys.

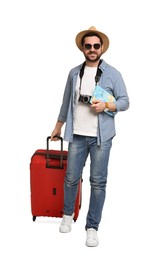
[
  {"left": 65, "top": 173, "right": 80, "bottom": 186},
  {"left": 90, "top": 176, "right": 107, "bottom": 189}
]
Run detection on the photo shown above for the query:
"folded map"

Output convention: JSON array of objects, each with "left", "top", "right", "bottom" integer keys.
[{"left": 90, "top": 85, "right": 116, "bottom": 116}]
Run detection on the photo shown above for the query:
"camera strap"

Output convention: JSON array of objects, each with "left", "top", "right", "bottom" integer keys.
[{"left": 79, "top": 59, "right": 103, "bottom": 93}]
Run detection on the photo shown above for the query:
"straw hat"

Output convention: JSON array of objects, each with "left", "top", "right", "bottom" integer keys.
[{"left": 75, "top": 26, "right": 109, "bottom": 53}]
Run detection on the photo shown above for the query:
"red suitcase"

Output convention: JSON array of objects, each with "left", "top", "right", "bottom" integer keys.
[{"left": 30, "top": 136, "right": 82, "bottom": 222}]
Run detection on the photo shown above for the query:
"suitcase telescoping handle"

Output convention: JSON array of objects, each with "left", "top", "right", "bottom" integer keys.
[{"left": 46, "top": 136, "right": 63, "bottom": 169}]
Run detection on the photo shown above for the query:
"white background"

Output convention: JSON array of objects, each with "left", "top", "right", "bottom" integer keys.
[{"left": 0, "top": 0, "right": 159, "bottom": 259}]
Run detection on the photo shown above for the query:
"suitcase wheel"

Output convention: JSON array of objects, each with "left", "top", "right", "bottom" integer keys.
[{"left": 33, "top": 216, "right": 36, "bottom": 221}]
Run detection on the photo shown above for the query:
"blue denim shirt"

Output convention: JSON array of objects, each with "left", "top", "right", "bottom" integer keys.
[{"left": 57, "top": 59, "right": 129, "bottom": 145}]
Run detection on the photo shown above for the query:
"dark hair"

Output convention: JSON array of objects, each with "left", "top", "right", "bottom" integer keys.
[{"left": 81, "top": 32, "right": 103, "bottom": 46}]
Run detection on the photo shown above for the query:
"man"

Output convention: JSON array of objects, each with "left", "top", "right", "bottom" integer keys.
[{"left": 51, "top": 26, "right": 129, "bottom": 247}]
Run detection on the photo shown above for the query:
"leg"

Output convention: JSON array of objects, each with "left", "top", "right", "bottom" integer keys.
[
  {"left": 86, "top": 137, "right": 113, "bottom": 230},
  {"left": 64, "top": 135, "right": 88, "bottom": 215}
]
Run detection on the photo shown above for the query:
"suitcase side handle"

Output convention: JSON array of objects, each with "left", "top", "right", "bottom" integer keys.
[{"left": 46, "top": 136, "right": 63, "bottom": 169}]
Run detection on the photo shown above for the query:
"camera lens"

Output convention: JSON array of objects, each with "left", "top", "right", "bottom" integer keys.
[
  {"left": 79, "top": 95, "right": 91, "bottom": 104},
  {"left": 83, "top": 96, "right": 89, "bottom": 103}
]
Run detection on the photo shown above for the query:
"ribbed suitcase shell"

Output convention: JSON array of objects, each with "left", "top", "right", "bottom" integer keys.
[{"left": 30, "top": 140, "right": 82, "bottom": 222}]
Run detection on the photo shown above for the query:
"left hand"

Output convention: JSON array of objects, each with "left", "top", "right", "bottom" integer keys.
[{"left": 90, "top": 99, "right": 105, "bottom": 113}]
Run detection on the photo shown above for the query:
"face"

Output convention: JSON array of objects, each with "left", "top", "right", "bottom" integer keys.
[{"left": 82, "top": 36, "right": 103, "bottom": 63}]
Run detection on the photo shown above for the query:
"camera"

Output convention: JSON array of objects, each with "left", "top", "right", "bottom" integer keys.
[{"left": 78, "top": 95, "right": 92, "bottom": 104}]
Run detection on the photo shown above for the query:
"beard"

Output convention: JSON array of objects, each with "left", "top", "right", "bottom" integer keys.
[{"left": 84, "top": 51, "right": 102, "bottom": 63}]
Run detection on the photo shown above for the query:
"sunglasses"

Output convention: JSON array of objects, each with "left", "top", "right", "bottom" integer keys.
[{"left": 84, "top": 43, "right": 101, "bottom": 50}]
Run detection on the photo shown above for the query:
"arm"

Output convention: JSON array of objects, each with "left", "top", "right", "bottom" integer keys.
[
  {"left": 50, "top": 71, "right": 72, "bottom": 141},
  {"left": 94, "top": 72, "right": 129, "bottom": 115},
  {"left": 113, "top": 73, "right": 129, "bottom": 112}
]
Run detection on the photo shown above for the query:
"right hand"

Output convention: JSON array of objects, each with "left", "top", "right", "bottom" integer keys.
[
  {"left": 50, "top": 121, "right": 64, "bottom": 141},
  {"left": 50, "top": 129, "right": 61, "bottom": 141}
]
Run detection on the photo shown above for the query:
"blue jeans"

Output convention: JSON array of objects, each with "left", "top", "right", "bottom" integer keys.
[{"left": 64, "top": 134, "right": 112, "bottom": 230}]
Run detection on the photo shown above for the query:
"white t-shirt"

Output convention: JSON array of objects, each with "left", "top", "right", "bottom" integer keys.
[{"left": 73, "top": 66, "right": 98, "bottom": 137}]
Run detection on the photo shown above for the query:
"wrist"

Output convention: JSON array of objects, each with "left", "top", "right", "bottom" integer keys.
[{"left": 104, "top": 102, "right": 109, "bottom": 112}]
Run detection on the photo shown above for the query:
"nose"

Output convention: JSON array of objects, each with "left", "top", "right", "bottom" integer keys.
[
  {"left": 89, "top": 46, "right": 97, "bottom": 52},
  {"left": 90, "top": 45, "right": 95, "bottom": 50}
]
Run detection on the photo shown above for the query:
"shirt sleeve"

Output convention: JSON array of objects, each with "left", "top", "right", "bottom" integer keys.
[{"left": 113, "top": 72, "right": 130, "bottom": 112}]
